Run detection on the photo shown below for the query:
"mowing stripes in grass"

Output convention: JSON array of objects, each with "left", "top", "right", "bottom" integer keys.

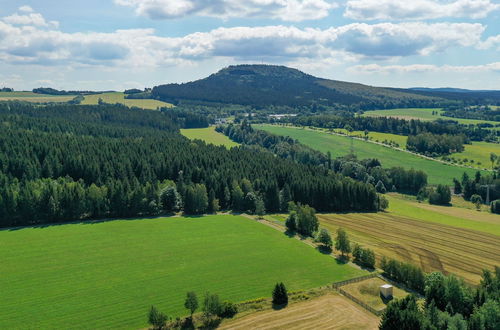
[{"left": 0, "top": 215, "right": 364, "bottom": 329}]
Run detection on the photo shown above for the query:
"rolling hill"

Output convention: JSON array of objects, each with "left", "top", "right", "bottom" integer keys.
[{"left": 151, "top": 64, "right": 443, "bottom": 109}]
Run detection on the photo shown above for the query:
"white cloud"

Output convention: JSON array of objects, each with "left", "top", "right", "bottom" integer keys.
[
  {"left": 479, "top": 34, "right": 500, "bottom": 50},
  {"left": 18, "top": 5, "right": 34, "bottom": 13},
  {"left": 0, "top": 9, "right": 489, "bottom": 68},
  {"left": 3, "top": 6, "right": 59, "bottom": 28},
  {"left": 115, "top": 0, "right": 338, "bottom": 21},
  {"left": 348, "top": 62, "right": 500, "bottom": 74},
  {"left": 344, "top": 0, "right": 500, "bottom": 20}
]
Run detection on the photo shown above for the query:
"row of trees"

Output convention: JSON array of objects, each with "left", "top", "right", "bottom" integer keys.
[
  {"left": 148, "top": 291, "right": 237, "bottom": 329},
  {"left": 380, "top": 257, "right": 426, "bottom": 293},
  {"left": 380, "top": 267, "right": 500, "bottom": 330},
  {"left": 277, "top": 113, "right": 496, "bottom": 142},
  {"left": 222, "top": 123, "right": 427, "bottom": 195}
]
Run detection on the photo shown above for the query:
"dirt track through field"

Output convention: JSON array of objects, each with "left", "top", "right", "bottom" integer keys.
[
  {"left": 220, "top": 294, "right": 379, "bottom": 330},
  {"left": 318, "top": 213, "right": 500, "bottom": 284}
]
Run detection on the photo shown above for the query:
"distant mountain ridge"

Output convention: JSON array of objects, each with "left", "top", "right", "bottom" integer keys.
[
  {"left": 410, "top": 87, "right": 500, "bottom": 93},
  {"left": 151, "top": 65, "right": 499, "bottom": 109}
]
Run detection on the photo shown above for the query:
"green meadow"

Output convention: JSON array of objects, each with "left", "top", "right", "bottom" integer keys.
[
  {"left": 363, "top": 108, "right": 499, "bottom": 127},
  {"left": 181, "top": 126, "right": 240, "bottom": 148},
  {"left": 81, "top": 92, "right": 173, "bottom": 110},
  {"left": 0, "top": 215, "right": 364, "bottom": 329},
  {"left": 450, "top": 141, "right": 500, "bottom": 169},
  {"left": 254, "top": 125, "right": 481, "bottom": 185},
  {"left": 0, "top": 91, "right": 76, "bottom": 103}
]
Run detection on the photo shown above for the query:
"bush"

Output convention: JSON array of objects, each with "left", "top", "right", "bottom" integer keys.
[
  {"left": 491, "top": 200, "right": 500, "bottom": 214},
  {"left": 218, "top": 301, "right": 238, "bottom": 318},
  {"left": 352, "top": 244, "right": 376, "bottom": 269},
  {"left": 429, "top": 185, "right": 451, "bottom": 205}
]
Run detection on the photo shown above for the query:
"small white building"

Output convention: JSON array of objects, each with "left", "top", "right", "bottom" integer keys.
[{"left": 380, "top": 284, "right": 393, "bottom": 299}]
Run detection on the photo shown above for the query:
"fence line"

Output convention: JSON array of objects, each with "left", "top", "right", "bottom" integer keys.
[
  {"left": 333, "top": 272, "right": 385, "bottom": 316},
  {"left": 337, "top": 287, "right": 384, "bottom": 316},
  {"left": 332, "top": 272, "right": 379, "bottom": 288}
]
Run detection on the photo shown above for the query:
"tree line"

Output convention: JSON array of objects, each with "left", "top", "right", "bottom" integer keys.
[
  {"left": 273, "top": 113, "right": 496, "bottom": 142},
  {"left": 0, "top": 102, "right": 383, "bottom": 227},
  {"left": 220, "top": 124, "right": 427, "bottom": 195},
  {"left": 380, "top": 267, "right": 500, "bottom": 330}
]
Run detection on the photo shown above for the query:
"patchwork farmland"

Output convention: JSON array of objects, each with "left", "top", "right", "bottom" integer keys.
[{"left": 318, "top": 196, "right": 500, "bottom": 284}]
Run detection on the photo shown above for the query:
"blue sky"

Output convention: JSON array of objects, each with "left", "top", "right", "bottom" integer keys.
[{"left": 1, "top": 0, "right": 499, "bottom": 90}]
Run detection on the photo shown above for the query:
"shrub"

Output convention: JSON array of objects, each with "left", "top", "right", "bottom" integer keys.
[{"left": 218, "top": 301, "right": 238, "bottom": 318}]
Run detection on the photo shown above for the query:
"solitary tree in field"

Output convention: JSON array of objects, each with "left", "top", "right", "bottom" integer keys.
[
  {"left": 490, "top": 153, "right": 497, "bottom": 170},
  {"left": 335, "top": 228, "right": 351, "bottom": 257},
  {"left": 184, "top": 291, "right": 198, "bottom": 319},
  {"left": 272, "top": 282, "right": 288, "bottom": 306}
]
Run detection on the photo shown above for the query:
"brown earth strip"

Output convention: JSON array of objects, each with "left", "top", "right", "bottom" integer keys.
[{"left": 219, "top": 293, "right": 379, "bottom": 330}]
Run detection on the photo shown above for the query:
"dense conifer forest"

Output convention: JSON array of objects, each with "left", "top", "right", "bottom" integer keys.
[{"left": 0, "top": 102, "right": 383, "bottom": 227}]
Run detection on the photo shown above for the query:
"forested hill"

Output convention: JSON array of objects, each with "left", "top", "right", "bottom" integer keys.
[{"left": 151, "top": 65, "right": 445, "bottom": 110}]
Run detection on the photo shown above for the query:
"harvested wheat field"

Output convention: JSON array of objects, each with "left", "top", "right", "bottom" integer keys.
[
  {"left": 318, "top": 212, "right": 500, "bottom": 284},
  {"left": 220, "top": 293, "right": 379, "bottom": 330}
]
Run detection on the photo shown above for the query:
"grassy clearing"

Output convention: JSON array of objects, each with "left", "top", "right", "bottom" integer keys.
[
  {"left": 181, "top": 126, "right": 240, "bottom": 148},
  {"left": 363, "top": 108, "right": 498, "bottom": 127},
  {"left": 318, "top": 194, "right": 500, "bottom": 284},
  {"left": 342, "top": 277, "right": 409, "bottom": 311},
  {"left": 220, "top": 293, "right": 379, "bottom": 330},
  {"left": 81, "top": 92, "right": 173, "bottom": 110},
  {"left": 0, "top": 91, "right": 76, "bottom": 103},
  {"left": 0, "top": 215, "right": 365, "bottom": 329},
  {"left": 254, "top": 125, "right": 480, "bottom": 185},
  {"left": 449, "top": 141, "right": 500, "bottom": 170}
]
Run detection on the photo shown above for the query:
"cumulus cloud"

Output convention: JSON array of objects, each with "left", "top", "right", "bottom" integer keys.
[
  {"left": 0, "top": 9, "right": 490, "bottom": 67},
  {"left": 479, "top": 34, "right": 500, "bottom": 50},
  {"left": 3, "top": 6, "right": 59, "bottom": 28},
  {"left": 348, "top": 62, "right": 500, "bottom": 74},
  {"left": 115, "top": 0, "right": 338, "bottom": 21},
  {"left": 344, "top": 0, "right": 500, "bottom": 20}
]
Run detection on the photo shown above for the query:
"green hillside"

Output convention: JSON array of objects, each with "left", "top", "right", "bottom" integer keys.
[
  {"left": 0, "top": 215, "right": 364, "bottom": 329},
  {"left": 254, "top": 125, "right": 481, "bottom": 185}
]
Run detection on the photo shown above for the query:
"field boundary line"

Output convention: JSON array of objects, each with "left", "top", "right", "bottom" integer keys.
[{"left": 263, "top": 124, "right": 492, "bottom": 172}]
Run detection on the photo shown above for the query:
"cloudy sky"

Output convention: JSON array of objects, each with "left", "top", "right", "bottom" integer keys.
[{"left": 1, "top": 0, "right": 499, "bottom": 90}]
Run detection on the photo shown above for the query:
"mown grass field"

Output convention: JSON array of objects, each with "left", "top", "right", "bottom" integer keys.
[
  {"left": 318, "top": 194, "right": 500, "bottom": 284},
  {"left": 0, "top": 215, "right": 365, "bottom": 329},
  {"left": 342, "top": 277, "right": 409, "bottom": 311},
  {"left": 334, "top": 129, "right": 408, "bottom": 146},
  {"left": 0, "top": 91, "right": 76, "bottom": 103},
  {"left": 81, "top": 92, "right": 173, "bottom": 110},
  {"left": 181, "top": 126, "right": 240, "bottom": 148},
  {"left": 450, "top": 141, "right": 500, "bottom": 169},
  {"left": 254, "top": 125, "right": 480, "bottom": 185},
  {"left": 220, "top": 293, "right": 379, "bottom": 330},
  {"left": 363, "top": 108, "right": 499, "bottom": 127}
]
